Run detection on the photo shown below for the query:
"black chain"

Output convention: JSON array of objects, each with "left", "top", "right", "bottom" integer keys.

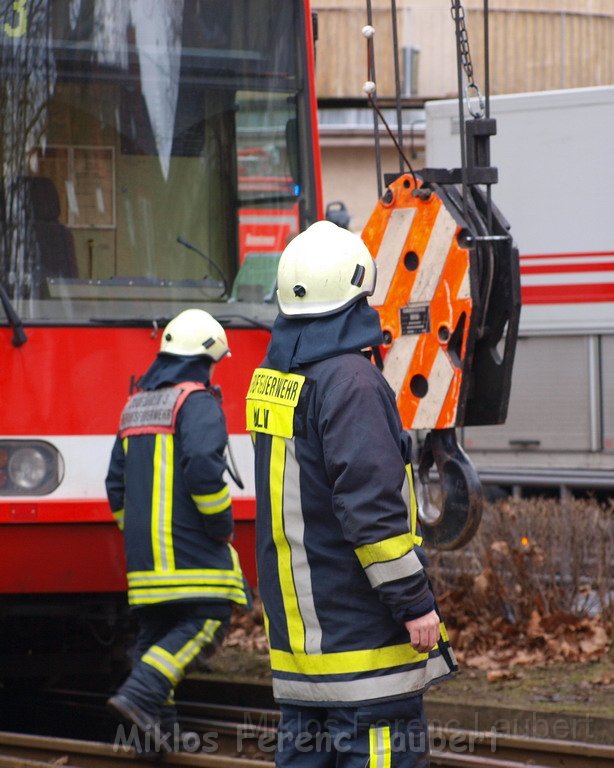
[
  {"left": 450, "top": 0, "right": 484, "bottom": 117},
  {"left": 450, "top": 0, "right": 475, "bottom": 87}
]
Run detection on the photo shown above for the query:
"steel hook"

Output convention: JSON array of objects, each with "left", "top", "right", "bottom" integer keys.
[{"left": 416, "top": 428, "right": 483, "bottom": 549}]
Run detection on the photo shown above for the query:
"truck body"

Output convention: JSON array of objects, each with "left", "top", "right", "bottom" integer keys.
[{"left": 425, "top": 86, "right": 614, "bottom": 492}]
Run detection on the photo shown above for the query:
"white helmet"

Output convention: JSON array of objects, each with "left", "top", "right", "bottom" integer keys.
[
  {"left": 160, "top": 309, "right": 230, "bottom": 361},
  {"left": 276, "top": 220, "right": 376, "bottom": 318}
]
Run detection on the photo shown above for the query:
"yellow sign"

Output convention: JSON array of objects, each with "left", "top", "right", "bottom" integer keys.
[{"left": 246, "top": 368, "right": 305, "bottom": 438}]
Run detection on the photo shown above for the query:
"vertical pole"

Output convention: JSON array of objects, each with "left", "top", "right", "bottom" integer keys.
[
  {"left": 452, "top": 0, "right": 469, "bottom": 223},
  {"left": 484, "top": 0, "right": 492, "bottom": 230},
  {"left": 366, "top": 0, "right": 383, "bottom": 199},
  {"left": 391, "top": 0, "right": 404, "bottom": 174}
]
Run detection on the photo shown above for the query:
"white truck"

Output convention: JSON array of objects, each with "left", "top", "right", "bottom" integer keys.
[{"left": 425, "top": 86, "right": 614, "bottom": 494}]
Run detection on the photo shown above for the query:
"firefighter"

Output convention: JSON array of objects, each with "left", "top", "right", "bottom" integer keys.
[
  {"left": 246, "top": 221, "right": 457, "bottom": 767},
  {"left": 105, "top": 308, "right": 249, "bottom": 754}
]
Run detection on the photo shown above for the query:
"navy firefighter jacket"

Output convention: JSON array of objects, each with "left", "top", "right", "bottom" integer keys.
[
  {"left": 106, "top": 354, "right": 248, "bottom": 610},
  {"left": 246, "top": 300, "right": 457, "bottom": 706}
]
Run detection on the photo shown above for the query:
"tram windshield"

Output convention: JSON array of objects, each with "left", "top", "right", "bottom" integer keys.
[{"left": 0, "top": 0, "right": 318, "bottom": 324}]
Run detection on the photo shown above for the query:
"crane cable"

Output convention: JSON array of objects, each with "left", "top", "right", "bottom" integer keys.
[
  {"left": 450, "top": 0, "right": 498, "bottom": 341},
  {"left": 451, "top": 0, "right": 495, "bottom": 232},
  {"left": 364, "top": 1, "right": 493, "bottom": 198},
  {"left": 362, "top": 2, "right": 418, "bottom": 193},
  {"left": 364, "top": 0, "right": 383, "bottom": 199}
]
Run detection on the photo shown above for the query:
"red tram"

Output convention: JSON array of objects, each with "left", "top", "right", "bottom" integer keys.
[{"left": 0, "top": 0, "right": 322, "bottom": 679}]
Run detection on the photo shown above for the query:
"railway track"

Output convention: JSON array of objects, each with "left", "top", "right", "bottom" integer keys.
[
  {"left": 2, "top": 682, "right": 614, "bottom": 767},
  {"left": 180, "top": 700, "right": 614, "bottom": 767},
  {"left": 0, "top": 730, "right": 271, "bottom": 767},
  {"left": 2, "top": 726, "right": 614, "bottom": 768}
]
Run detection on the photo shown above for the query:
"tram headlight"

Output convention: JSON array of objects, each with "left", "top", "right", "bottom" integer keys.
[
  {"left": 9, "top": 448, "right": 47, "bottom": 490},
  {"left": 0, "top": 441, "right": 63, "bottom": 495}
]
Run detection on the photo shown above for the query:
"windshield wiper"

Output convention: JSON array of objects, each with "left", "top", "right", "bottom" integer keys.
[
  {"left": 89, "top": 314, "right": 274, "bottom": 332},
  {"left": 89, "top": 317, "right": 172, "bottom": 327},
  {"left": 0, "top": 283, "right": 27, "bottom": 346}
]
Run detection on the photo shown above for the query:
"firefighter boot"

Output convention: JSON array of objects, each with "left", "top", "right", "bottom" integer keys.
[{"left": 107, "top": 694, "right": 161, "bottom": 761}]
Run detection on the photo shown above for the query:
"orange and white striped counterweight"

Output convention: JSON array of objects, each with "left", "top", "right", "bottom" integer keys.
[
  {"left": 362, "top": 171, "right": 520, "bottom": 549},
  {"left": 362, "top": 173, "right": 476, "bottom": 431}
]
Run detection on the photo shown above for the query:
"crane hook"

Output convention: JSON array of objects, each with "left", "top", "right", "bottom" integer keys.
[{"left": 416, "top": 428, "right": 483, "bottom": 550}]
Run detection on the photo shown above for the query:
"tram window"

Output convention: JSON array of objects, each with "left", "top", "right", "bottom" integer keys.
[{"left": 0, "top": 0, "right": 312, "bottom": 323}]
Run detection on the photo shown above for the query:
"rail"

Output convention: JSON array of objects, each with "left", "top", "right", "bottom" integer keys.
[
  {"left": 0, "top": 731, "right": 271, "bottom": 768},
  {"left": 3, "top": 684, "right": 614, "bottom": 768}
]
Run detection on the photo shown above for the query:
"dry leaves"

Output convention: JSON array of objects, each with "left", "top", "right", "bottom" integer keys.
[
  {"left": 437, "top": 579, "right": 611, "bottom": 672},
  {"left": 427, "top": 497, "right": 614, "bottom": 672},
  {"left": 224, "top": 601, "right": 269, "bottom": 655},
  {"left": 223, "top": 499, "right": 614, "bottom": 674}
]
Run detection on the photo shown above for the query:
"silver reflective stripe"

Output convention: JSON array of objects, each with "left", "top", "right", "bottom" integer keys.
[
  {"left": 364, "top": 548, "right": 423, "bottom": 587},
  {"left": 401, "top": 472, "right": 411, "bottom": 517},
  {"left": 142, "top": 647, "right": 181, "bottom": 684},
  {"left": 283, "top": 439, "right": 323, "bottom": 655},
  {"left": 175, "top": 619, "right": 220, "bottom": 668},
  {"left": 272, "top": 653, "right": 452, "bottom": 703},
  {"left": 157, "top": 435, "right": 171, "bottom": 570},
  {"left": 193, "top": 486, "right": 231, "bottom": 514},
  {"left": 128, "top": 587, "right": 246, "bottom": 604},
  {"left": 128, "top": 572, "right": 243, "bottom": 587},
  {"left": 370, "top": 726, "right": 391, "bottom": 768}
]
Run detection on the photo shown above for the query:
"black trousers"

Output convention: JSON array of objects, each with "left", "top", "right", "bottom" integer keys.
[
  {"left": 116, "top": 601, "right": 231, "bottom": 724},
  {"left": 275, "top": 696, "right": 429, "bottom": 768}
]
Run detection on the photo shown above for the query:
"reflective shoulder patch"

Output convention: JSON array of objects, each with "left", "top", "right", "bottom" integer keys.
[
  {"left": 246, "top": 367, "right": 306, "bottom": 438},
  {"left": 119, "top": 389, "right": 183, "bottom": 436},
  {"left": 119, "top": 382, "right": 207, "bottom": 437}
]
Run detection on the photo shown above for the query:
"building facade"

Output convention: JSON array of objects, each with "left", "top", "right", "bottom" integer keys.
[{"left": 314, "top": 0, "right": 614, "bottom": 229}]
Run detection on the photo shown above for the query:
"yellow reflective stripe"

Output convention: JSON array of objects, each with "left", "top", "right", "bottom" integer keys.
[
  {"left": 128, "top": 564, "right": 242, "bottom": 580},
  {"left": 440, "top": 622, "right": 449, "bottom": 643},
  {"left": 406, "top": 464, "right": 423, "bottom": 545},
  {"left": 271, "top": 435, "right": 305, "bottom": 653},
  {"left": 162, "top": 436, "right": 175, "bottom": 569},
  {"left": 369, "top": 728, "right": 377, "bottom": 766},
  {"left": 229, "top": 543, "right": 242, "bottom": 575},
  {"left": 128, "top": 586, "right": 248, "bottom": 606},
  {"left": 112, "top": 508, "right": 124, "bottom": 530},
  {"left": 122, "top": 437, "right": 128, "bottom": 453},
  {"left": 151, "top": 435, "right": 162, "bottom": 569},
  {"left": 195, "top": 486, "right": 231, "bottom": 503},
  {"left": 192, "top": 484, "right": 231, "bottom": 514},
  {"left": 175, "top": 619, "right": 220, "bottom": 669},
  {"left": 355, "top": 532, "right": 414, "bottom": 568},
  {"left": 142, "top": 621, "right": 222, "bottom": 685},
  {"left": 127, "top": 572, "right": 244, "bottom": 588},
  {"left": 142, "top": 645, "right": 181, "bottom": 686},
  {"left": 269, "top": 642, "right": 428, "bottom": 675},
  {"left": 129, "top": 586, "right": 246, "bottom": 599},
  {"left": 370, "top": 726, "right": 392, "bottom": 768},
  {"left": 151, "top": 434, "right": 175, "bottom": 572},
  {"left": 128, "top": 546, "right": 244, "bottom": 590}
]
